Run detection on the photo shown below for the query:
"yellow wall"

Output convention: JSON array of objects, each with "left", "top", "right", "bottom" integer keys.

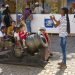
[
  {"left": 61, "top": 0, "right": 67, "bottom": 8},
  {"left": 5, "top": 0, "right": 16, "bottom": 13}
]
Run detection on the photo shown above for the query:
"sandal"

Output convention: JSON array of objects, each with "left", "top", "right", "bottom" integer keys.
[{"left": 58, "top": 64, "right": 67, "bottom": 69}]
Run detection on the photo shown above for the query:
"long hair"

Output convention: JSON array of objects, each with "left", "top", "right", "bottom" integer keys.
[{"left": 62, "top": 7, "right": 70, "bottom": 34}]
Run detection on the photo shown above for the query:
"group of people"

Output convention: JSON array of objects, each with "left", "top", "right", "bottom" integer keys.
[
  {"left": 0, "top": 2, "right": 71, "bottom": 69},
  {"left": 23, "top": 2, "right": 43, "bottom": 33},
  {"left": 0, "top": 4, "right": 27, "bottom": 49},
  {"left": 0, "top": 21, "right": 28, "bottom": 48}
]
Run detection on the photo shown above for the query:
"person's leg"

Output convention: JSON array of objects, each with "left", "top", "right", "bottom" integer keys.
[
  {"left": 62, "top": 37, "right": 67, "bottom": 65},
  {"left": 29, "top": 20, "right": 31, "bottom": 32},
  {"left": 48, "top": 42, "right": 53, "bottom": 57},
  {"left": 26, "top": 20, "right": 31, "bottom": 32},
  {"left": 59, "top": 37, "right": 67, "bottom": 64},
  {"left": 22, "top": 39, "right": 27, "bottom": 48},
  {"left": 59, "top": 37, "right": 67, "bottom": 69}
]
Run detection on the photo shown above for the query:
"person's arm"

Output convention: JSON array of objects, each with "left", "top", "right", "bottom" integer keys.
[
  {"left": 50, "top": 16, "right": 60, "bottom": 27},
  {"left": 7, "top": 27, "right": 13, "bottom": 36}
]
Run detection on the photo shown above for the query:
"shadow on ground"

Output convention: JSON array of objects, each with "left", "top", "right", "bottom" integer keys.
[
  {"left": 55, "top": 69, "right": 66, "bottom": 75},
  {"left": 0, "top": 35, "right": 75, "bottom": 75},
  {"left": 0, "top": 64, "right": 43, "bottom": 75}
]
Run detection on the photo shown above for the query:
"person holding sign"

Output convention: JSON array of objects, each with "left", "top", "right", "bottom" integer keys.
[{"left": 50, "top": 7, "right": 70, "bottom": 69}]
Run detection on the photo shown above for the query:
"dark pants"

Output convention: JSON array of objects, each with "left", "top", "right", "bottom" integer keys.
[
  {"left": 60, "top": 37, "right": 67, "bottom": 65},
  {"left": 8, "top": 36, "right": 15, "bottom": 44}
]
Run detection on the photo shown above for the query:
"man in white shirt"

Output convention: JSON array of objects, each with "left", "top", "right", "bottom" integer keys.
[{"left": 34, "top": 2, "right": 43, "bottom": 14}]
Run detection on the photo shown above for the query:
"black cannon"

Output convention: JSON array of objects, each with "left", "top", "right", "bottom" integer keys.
[
  {"left": 25, "top": 34, "right": 48, "bottom": 55},
  {"left": 0, "top": 34, "right": 51, "bottom": 61}
]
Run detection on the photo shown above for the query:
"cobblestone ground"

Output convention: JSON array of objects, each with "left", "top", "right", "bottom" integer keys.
[{"left": 0, "top": 35, "right": 75, "bottom": 75}]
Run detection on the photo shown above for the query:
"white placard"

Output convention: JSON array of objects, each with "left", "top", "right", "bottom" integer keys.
[{"left": 31, "top": 14, "right": 75, "bottom": 34}]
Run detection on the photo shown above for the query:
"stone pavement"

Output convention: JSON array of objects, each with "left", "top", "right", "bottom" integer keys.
[{"left": 0, "top": 35, "right": 75, "bottom": 75}]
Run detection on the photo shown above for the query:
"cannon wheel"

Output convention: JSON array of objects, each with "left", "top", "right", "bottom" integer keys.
[{"left": 13, "top": 46, "right": 24, "bottom": 58}]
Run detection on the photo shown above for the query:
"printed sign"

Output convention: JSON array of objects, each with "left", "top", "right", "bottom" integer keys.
[{"left": 44, "top": 19, "right": 54, "bottom": 28}]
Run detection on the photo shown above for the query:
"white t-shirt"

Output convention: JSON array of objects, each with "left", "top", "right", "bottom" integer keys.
[
  {"left": 14, "top": 32, "right": 20, "bottom": 40},
  {"left": 0, "top": 22, "right": 5, "bottom": 29},
  {"left": 59, "top": 16, "right": 68, "bottom": 37},
  {"left": 0, "top": 8, "right": 6, "bottom": 13},
  {"left": 34, "top": 6, "right": 43, "bottom": 14},
  {"left": 0, "top": 31, "right": 3, "bottom": 37}
]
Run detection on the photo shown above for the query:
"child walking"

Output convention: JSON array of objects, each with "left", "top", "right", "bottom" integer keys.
[{"left": 51, "top": 7, "right": 70, "bottom": 69}]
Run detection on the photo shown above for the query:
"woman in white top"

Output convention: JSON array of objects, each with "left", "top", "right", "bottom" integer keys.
[{"left": 51, "top": 7, "right": 70, "bottom": 69}]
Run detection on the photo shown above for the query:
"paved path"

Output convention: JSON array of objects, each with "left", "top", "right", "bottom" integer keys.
[{"left": 0, "top": 35, "right": 75, "bottom": 75}]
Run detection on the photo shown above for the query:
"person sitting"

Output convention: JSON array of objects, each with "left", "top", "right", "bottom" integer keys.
[
  {"left": 0, "top": 26, "right": 7, "bottom": 50},
  {"left": 19, "top": 24, "right": 29, "bottom": 48},
  {"left": 14, "top": 27, "right": 22, "bottom": 49},
  {"left": 7, "top": 21, "right": 15, "bottom": 44}
]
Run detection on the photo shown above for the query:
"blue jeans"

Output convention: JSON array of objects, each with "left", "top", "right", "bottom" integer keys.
[
  {"left": 60, "top": 37, "right": 67, "bottom": 65},
  {"left": 26, "top": 19, "right": 31, "bottom": 32}
]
